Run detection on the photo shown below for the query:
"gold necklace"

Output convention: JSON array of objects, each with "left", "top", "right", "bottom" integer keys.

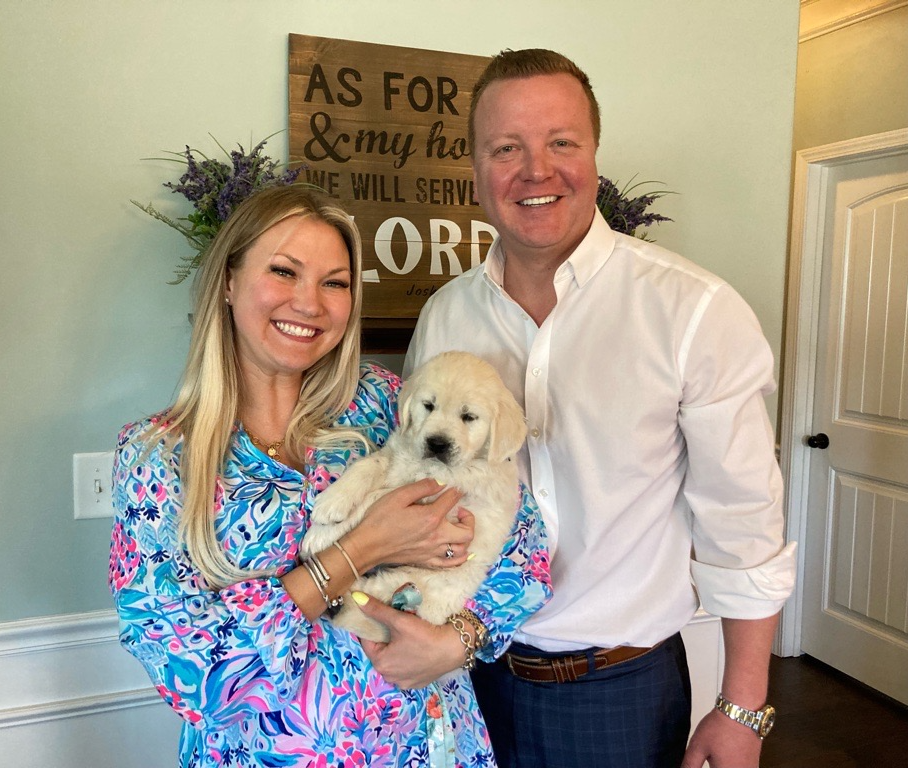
[{"left": 247, "top": 431, "right": 285, "bottom": 462}]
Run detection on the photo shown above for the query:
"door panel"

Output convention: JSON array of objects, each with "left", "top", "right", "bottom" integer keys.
[
  {"left": 841, "top": 191, "right": 908, "bottom": 422},
  {"left": 828, "top": 473, "right": 908, "bottom": 634},
  {"left": 801, "top": 150, "right": 908, "bottom": 704}
]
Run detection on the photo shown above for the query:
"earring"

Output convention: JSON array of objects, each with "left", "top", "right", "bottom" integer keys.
[{"left": 225, "top": 297, "right": 231, "bottom": 305}]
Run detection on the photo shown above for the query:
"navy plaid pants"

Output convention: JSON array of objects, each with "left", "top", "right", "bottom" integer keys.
[{"left": 472, "top": 633, "right": 691, "bottom": 768}]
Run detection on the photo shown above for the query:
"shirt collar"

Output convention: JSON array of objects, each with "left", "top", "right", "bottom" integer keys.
[
  {"left": 558, "top": 209, "right": 616, "bottom": 287},
  {"left": 481, "top": 240, "right": 507, "bottom": 293},
  {"left": 480, "top": 208, "right": 617, "bottom": 291}
]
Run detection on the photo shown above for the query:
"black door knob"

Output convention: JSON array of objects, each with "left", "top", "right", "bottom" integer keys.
[{"left": 807, "top": 433, "right": 829, "bottom": 449}]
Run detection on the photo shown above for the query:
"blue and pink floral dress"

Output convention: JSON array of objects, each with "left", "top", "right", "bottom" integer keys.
[{"left": 109, "top": 364, "right": 551, "bottom": 768}]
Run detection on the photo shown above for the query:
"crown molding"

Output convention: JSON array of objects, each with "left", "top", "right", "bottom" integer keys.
[{"left": 800, "top": 0, "right": 908, "bottom": 42}]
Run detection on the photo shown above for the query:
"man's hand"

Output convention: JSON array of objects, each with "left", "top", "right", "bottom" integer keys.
[
  {"left": 354, "top": 592, "right": 468, "bottom": 689},
  {"left": 683, "top": 613, "right": 779, "bottom": 767},
  {"left": 682, "top": 708, "right": 762, "bottom": 768}
]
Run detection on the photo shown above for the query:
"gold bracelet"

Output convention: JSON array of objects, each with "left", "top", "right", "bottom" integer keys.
[
  {"left": 333, "top": 540, "right": 361, "bottom": 579},
  {"left": 456, "top": 609, "right": 489, "bottom": 649},
  {"left": 446, "top": 614, "right": 476, "bottom": 670}
]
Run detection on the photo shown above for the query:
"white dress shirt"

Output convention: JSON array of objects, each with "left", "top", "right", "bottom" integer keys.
[{"left": 405, "top": 210, "right": 796, "bottom": 652}]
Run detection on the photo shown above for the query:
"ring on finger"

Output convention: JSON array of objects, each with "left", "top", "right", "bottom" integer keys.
[{"left": 444, "top": 544, "right": 455, "bottom": 559}]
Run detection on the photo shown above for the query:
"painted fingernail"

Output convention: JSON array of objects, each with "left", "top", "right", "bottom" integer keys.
[
  {"left": 434, "top": 477, "right": 446, "bottom": 486},
  {"left": 467, "top": 553, "right": 476, "bottom": 561},
  {"left": 351, "top": 591, "right": 369, "bottom": 606}
]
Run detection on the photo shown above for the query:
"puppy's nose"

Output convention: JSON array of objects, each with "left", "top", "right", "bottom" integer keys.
[{"left": 425, "top": 435, "right": 452, "bottom": 459}]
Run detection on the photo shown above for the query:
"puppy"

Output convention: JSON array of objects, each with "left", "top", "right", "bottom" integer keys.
[{"left": 300, "top": 351, "right": 527, "bottom": 642}]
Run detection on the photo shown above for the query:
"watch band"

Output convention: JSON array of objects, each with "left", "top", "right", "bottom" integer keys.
[{"left": 714, "top": 694, "right": 776, "bottom": 739}]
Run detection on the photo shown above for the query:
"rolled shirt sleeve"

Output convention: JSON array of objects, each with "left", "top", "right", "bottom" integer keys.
[{"left": 679, "top": 283, "right": 796, "bottom": 619}]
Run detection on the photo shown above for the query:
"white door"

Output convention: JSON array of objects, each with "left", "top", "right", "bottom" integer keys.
[{"left": 799, "top": 145, "right": 908, "bottom": 704}]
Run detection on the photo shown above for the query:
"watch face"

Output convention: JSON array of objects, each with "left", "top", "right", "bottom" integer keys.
[{"left": 758, "top": 705, "right": 776, "bottom": 738}]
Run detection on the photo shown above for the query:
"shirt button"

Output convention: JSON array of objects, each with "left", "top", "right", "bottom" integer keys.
[
  {"left": 532, "top": 367, "right": 541, "bottom": 377},
  {"left": 538, "top": 488, "right": 548, "bottom": 498},
  {"left": 530, "top": 428, "right": 540, "bottom": 438}
]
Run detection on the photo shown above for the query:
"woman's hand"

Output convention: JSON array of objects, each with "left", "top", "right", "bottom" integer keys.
[
  {"left": 354, "top": 592, "right": 470, "bottom": 689},
  {"left": 343, "top": 479, "right": 475, "bottom": 573}
]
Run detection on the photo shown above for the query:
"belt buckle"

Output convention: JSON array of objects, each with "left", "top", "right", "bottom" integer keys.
[{"left": 506, "top": 653, "right": 516, "bottom": 675}]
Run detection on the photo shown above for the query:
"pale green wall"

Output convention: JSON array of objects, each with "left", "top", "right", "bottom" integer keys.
[
  {"left": 0, "top": 0, "right": 799, "bottom": 622},
  {"left": 794, "top": 6, "right": 908, "bottom": 153}
]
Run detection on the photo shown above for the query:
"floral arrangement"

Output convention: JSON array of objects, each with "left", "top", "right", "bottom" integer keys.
[
  {"left": 596, "top": 175, "right": 673, "bottom": 240},
  {"left": 132, "top": 133, "right": 305, "bottom": 283}
]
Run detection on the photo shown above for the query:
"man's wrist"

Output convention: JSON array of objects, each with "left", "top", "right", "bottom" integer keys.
[{"left": 714, "top": 693, "right": 776, "bottom": 739}]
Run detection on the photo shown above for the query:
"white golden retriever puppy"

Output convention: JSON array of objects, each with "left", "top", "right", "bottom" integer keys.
[{"left": 300, "top": 351, "right": 527, "bottom": 642}]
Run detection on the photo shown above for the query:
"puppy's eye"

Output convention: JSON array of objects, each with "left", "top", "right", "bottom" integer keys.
[
  {"left": 461, "top": 412, "right": 477, "bottom": 423},
  {"left": 422, "top": 401, "right": 435, "bottom": 412}
]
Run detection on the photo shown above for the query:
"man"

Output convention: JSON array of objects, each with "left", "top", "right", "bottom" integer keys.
[{"left": 404, "top": 49, "right": 796, "bottom": 768}]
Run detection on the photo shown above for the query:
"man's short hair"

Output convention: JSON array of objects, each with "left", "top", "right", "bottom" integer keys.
[{"left": 468, "top": 48, "right": 601, "bottom": 151}]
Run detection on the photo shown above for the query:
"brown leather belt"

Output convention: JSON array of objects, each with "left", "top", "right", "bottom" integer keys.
[{"left": 504, "top": 643, "right": 659, "bottom": 683}]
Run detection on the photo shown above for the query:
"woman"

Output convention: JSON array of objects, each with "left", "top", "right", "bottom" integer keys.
[{"left": 109, "top": 185, "right": 551, "bottom": 768}]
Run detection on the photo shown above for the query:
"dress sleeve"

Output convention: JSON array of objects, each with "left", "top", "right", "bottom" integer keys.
[
  {"left": 466, "top": 483, "right": 552, "bottom": 661},
  {"left": 337, "top": 363, "right": 402, "bottom": 438},
  {"left": 108, "top": 424, "right": 312, "bottom": 729},
  {"left": 678, "top": 285, "right": 797, "bottom": 619}
]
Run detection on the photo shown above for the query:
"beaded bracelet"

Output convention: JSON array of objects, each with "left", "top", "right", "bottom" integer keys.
[{"left": 446, "top": 614, "right": 477, "bottom": 670}]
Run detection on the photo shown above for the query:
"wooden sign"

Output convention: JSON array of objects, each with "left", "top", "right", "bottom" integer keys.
[{"left": 288, "top": 34, "right": 494, "bottom": 342}]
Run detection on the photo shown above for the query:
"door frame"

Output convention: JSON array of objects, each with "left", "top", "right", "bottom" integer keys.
[{"left": 778, "top": 128, "right": 908, "bottom": 657}]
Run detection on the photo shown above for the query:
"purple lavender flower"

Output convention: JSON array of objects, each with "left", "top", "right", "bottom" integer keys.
[
  {"left": 596, "top": 176, "right": 674, "bottom": 240},
  {"left": 132, "top": 133, "right": 306, "bottom": 283}
]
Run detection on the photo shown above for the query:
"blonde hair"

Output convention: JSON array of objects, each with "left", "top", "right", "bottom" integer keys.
[
  {"left": 144, "top": 185, "right": 364, "bottom": 588},
  {"left": 468, "top": 48, "right": 601, "bottom": 151}
]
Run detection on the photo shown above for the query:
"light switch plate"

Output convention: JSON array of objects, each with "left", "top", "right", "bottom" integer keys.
[{"left": 73, "top": 451, "right": 116, "bottom": 519}]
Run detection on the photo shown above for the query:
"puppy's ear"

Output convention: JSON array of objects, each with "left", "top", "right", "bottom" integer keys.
[
  {"left": 487, "top": 389, "right": 528, "bottom": 463},
  {"left": 397, "top": 371, "right": 419, "bottom": 432},
  {"left": 397, "top": 378, "right": 415, "bottom": 431}
]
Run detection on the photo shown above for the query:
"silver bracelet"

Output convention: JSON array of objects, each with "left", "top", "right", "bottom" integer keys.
[
  {"left": 300, "top": 555, "right": 344, "bottom": 614},
  {"left": 309, "top": 551, "right": 332, "bottom": 586}
]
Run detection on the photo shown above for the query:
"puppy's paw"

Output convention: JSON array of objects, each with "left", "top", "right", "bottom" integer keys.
[
  {"left": 310, "top": 485, "right": 355, "bottom": 525},
  {"left": 299, "top": 522, "right": 343, "bottom": 557},
  {"left": 333, "top": 603, "right": 391, "bottom": 643}
]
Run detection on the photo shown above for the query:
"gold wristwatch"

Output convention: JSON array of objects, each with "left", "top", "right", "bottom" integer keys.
[{"left": 715, "top": 694, "right": 776, "bottom": 739}]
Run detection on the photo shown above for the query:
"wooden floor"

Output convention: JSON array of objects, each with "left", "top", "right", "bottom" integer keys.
[{"left": 760, "top": 654, "right": 908, "bottom": 768}]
